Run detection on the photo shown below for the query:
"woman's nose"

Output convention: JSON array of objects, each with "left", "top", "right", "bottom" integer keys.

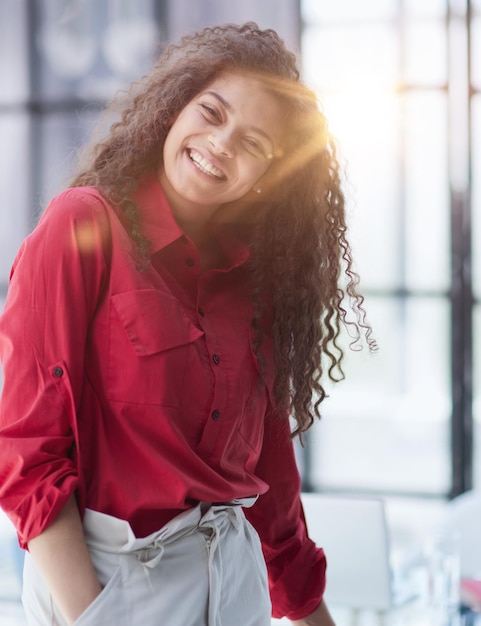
[{"left": 208, "top": 127, "right": 234, "bottom": 157}]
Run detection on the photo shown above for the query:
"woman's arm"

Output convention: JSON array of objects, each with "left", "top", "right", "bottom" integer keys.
[
  {"left": 0, "top": 190, "right": 112, "bottom": 548},
  {"left": 27, "top": 494, "right": 102, "bottom": 625},
  {"left": 290, "top": 600, "right": 336, "bottom": 626},
  {"left": 244, "top": 409, "right": 329, "bottom": 620}
]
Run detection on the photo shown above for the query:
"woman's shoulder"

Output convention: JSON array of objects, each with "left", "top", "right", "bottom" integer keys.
[
  {"left": 32, "top": 186, "right": 122, "bottom": 242},
  {"left": 40, "top": 186, "right": 115, "bottom": 223},
  {"left": 20, "top": 186, "right": 119, "bottom": 261}
]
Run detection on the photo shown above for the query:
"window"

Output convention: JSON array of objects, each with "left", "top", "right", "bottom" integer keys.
[
  {"left": 473, "top": 0, "right": 481, "bottom": 486},
  {"left": 0, "top": 0, "right": 164, "bottom": 290},
  {"left": 0, "top": 0, "right": 165, "bottom": 394},
  {"left": 301, "top": 0, "right": 478, "bottom": 497}
]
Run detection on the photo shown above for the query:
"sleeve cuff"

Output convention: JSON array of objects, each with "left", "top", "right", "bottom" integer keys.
[{"left": 270, "top": 542, "right": 327, "bottom": 620}]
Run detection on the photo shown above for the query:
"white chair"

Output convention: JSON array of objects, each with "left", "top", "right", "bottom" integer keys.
[{"left": 300, "top": 492, "right": 393, "bottom": 624}]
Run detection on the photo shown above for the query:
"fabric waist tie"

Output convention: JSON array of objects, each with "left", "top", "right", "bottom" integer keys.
[{"left": 81, "top": 496, "right": 260, "bottom": 626}]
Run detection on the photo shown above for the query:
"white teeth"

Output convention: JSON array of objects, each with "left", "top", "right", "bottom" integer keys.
[{"left": 188, "top": 150, "right": 225, "bottom": 179}]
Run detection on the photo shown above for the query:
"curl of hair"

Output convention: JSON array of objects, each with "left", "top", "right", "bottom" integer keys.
[{"left": 70, "top": 22, "right": 376, "bottom": 437}]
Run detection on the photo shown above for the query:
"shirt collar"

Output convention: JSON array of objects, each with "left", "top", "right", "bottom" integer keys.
[
  {"left": 133, "top": 171, "right": 252, "bottom": 268},
  {"left": 133, "top": 172, "right": 184, "bottom": 255}
]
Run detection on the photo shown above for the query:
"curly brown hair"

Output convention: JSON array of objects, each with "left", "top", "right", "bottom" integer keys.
[{"left": 71, "top": 22, "right": 376, "bottom": 437}]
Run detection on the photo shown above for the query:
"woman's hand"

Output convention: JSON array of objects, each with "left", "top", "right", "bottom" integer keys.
[{"left": 290, "top": 600, "right": 336, "bottom": 626}]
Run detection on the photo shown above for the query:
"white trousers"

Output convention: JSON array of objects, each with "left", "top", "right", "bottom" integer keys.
[{"left": 22, "top": 498, "right": 272, "bottom": 626}]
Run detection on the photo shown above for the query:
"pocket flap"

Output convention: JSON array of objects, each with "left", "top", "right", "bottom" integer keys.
[{"left": 111, "top": 290, "right": 204, "bottom": 356}]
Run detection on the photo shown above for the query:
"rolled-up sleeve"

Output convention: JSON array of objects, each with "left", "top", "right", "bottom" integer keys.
[
  {"left": 0, "top": 188, "right": 110, "bottom": 548},
  {"left": 245, "top": 412, "right": 327, "bottom": 620}
]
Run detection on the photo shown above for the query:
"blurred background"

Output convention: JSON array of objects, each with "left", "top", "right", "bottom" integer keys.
[{"left": 0, "top": 0, "right": 480, "bottom": 623}]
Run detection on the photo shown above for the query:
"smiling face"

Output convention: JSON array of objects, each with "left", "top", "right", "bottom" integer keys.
[{"left": 158, "top": 72, "right": 285, "bottom": 222}]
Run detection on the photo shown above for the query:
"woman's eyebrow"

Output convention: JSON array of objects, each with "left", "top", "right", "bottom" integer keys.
[
  {"left": 204, "top": 90, "right": 233, "bottom": 112},
  {"left": 203, "top": 90, "right": 274, "bottom": 145}
]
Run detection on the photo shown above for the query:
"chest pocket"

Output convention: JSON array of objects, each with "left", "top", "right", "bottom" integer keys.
[{"left": 107, "top": 289, "right": 204, "bottom": 405}]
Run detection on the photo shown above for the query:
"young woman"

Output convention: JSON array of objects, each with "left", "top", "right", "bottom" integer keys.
[{"left": 0, "top": 22, "right": 374, "bottom": 626}]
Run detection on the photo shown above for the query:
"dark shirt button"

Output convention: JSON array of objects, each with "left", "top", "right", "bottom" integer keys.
[
  {"left": 186, "top": 258, "right": 195, "bottom": 267},
  {"left": 181, "top": 236, "right": 188, "bottom": 245},
  {"left": 211, "top": 409, "right": 220, "bottom": 421},
  {"left": 53, "top": 367, "right": 64, "bottom": 377},
  {"left": 212, "top": 354, "right": 220, "bottom": 365},
  {"left": 198, "top": 307, "right": 205, "bottom": 317}
]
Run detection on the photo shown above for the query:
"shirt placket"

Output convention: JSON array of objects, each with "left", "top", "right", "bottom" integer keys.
[{"left": 195, "top": 273, "right": 229, "bottom": 458}]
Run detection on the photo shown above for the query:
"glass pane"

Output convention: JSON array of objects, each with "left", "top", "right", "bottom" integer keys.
[
  {"left": 404, "top": 0, "right": 447, "bottom": 18},
  {"left": 302, "top": 24, "right": 399, "bottom": 91},
  {"left": 37, "top": 109, "right": 101, "bottom": 210},
  {"left": 0, "top": 1, "right": 29, "bottom": 102},
  {"left": 474, "top": 305, "right": 481, "bottom": 489},
  {"left": 0, "top": 115, "right": 31, "bottom": 283},
  {"left": 404, "top": 20, "right": 447, "bottom": 85},
  {"left": 34, "top": 0, "right": 99, "bottom": 99},
  {"left": 318, "top": 92, "right": 401, "bottom": 290},
  {"left": 473, "top": 17, "right": 481, "bottom": 89},
  {"left": 302, "top": 0, "right": 397, "bottom": 22},
  {"left": 404, "top": 91, "right": 450, "bottom": 291},
  {"left": 310, "top": 296, "right": 451, "bottom": 494},
  {"left": 34, "top": 0, "right": 160, "bottom": 101},
  {"left": 473, "top": 96, "right": 481, "bottom": 299}
]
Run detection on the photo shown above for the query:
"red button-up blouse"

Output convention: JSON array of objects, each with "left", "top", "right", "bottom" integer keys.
[{"left": 0, "top": 173, "right": 326, "bottom": 619}]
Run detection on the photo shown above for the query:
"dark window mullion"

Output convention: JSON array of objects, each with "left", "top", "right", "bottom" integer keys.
[{"left": 448, "top": 0, "right": 474, "bottom": 497}]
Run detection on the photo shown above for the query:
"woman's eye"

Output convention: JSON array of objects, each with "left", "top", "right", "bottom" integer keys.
[
  {"left": 244, "top": 138, "right": 267, "bottom": 157},
  {"left": 200, "top": 104, "right": 220, "bottom": 121}
]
